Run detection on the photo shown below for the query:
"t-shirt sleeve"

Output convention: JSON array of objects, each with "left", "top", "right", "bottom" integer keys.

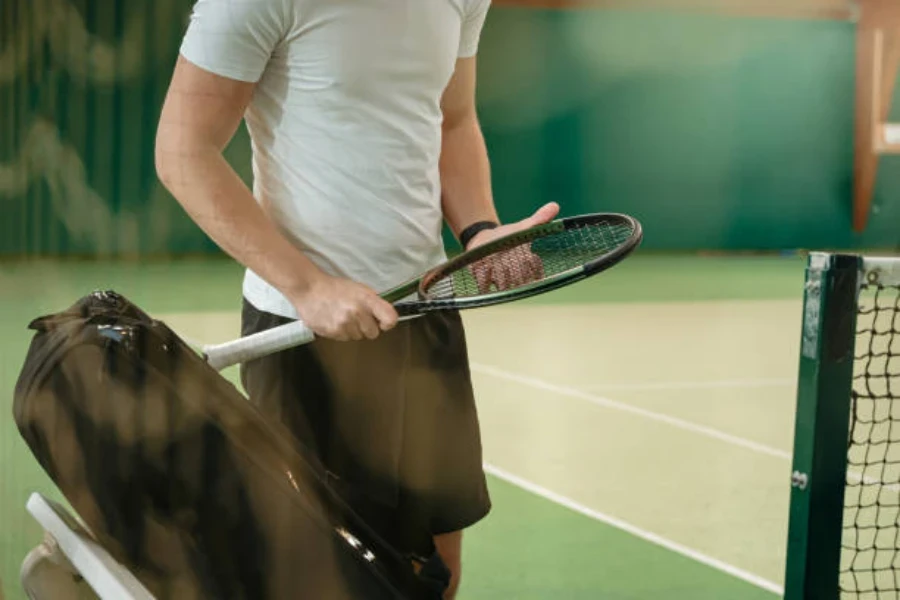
[
  {"left": 458, "top": 0, "right": 491, "bottom": 58},
  {"left": 179, "top": 0, "right": 289, "bottom": 83}
]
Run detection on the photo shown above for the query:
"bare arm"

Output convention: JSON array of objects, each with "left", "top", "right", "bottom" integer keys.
[
  {"left": 439, "top": 58, "right": 558, "bottom": 250},
  {"left": 439, "top": 57, "right": 498, "bottom": 239},
  {"left": 155, "top": 56, "right": 323, "bottom": 298},
  {"left": 155, "top": 56, "right": 396, "bottom": 340}
]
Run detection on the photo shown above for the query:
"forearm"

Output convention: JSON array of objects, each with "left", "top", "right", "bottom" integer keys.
[
  {"left": 439, "top": 114, "right": 498, "bottom": 239},
  {"left": 155, "top": 144, "right": 323, "bottom": 298}
]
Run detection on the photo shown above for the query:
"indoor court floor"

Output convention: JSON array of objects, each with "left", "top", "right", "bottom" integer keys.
[{"left": 0, "top": 254, "right": 810, "bottom": 599}]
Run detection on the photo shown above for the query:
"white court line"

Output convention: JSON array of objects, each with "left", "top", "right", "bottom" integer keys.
[
  {"left": 847, "top": 469, "right": 900, "bottom": 492},
  {"left": 177, "top": 327, "right": 799, "bottom": 595},
  {"left": 175, "top": 326, "right": 890, "bottom": 595},
  {"left": 484, "top": 463, "right": 784, "bottom": 596},
  {"left": 472, "top": 363, "right": 898, "bottom": 492},
  {"left": 471, "top": 363, "right": 793, "bottom": 461},
  {"left": 586, "top": 378, "right": 796, "bottom": 392}
]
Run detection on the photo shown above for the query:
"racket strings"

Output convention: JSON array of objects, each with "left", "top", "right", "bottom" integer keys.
[
  {"left": 423, "top": 220, "right": 634, "bottom": 301},
  {"left": 556, "top": 220, "right": 631, "bottom": 270}
]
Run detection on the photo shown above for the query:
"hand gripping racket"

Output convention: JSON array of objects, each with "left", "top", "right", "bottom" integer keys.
[{"left": 203, "top": 212, "right": 642, "bottom": 370}]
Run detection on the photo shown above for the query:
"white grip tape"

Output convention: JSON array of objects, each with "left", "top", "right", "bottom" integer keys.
[{"left": 203, "top": 320, "right": 315, "bottom": 371}]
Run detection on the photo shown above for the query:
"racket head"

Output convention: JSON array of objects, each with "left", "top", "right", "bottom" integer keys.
[{"left": 404, "top": 213, "right": 642, "bottom": 312}]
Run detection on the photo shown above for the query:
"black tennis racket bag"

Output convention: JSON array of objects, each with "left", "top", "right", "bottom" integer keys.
[{"left": 12, "top": 291, "right": 449, "bottom": 600}]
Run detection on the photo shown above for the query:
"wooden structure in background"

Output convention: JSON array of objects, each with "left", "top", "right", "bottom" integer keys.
[
  {"left": 494, "top": 0, "right": 900, "bottom": 233},
  {"left": 491, "top": 0, "right": 854, "bottom": 20},
  {"left": 854, "top": 0, "right": 900, "bottom": 232}
]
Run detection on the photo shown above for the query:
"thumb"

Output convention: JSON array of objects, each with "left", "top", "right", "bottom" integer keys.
[{"left": 519, "top": 202, "right": 560, "bottom": 228}]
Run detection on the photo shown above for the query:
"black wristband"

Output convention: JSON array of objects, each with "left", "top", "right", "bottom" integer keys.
[{"left": 459, "top": 220, "right": 499, "bottom": 249}]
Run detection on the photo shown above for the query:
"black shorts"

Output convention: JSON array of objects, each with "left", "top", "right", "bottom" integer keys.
[{"left": 240, "top": 298, "right": 491, "bottom": 554}]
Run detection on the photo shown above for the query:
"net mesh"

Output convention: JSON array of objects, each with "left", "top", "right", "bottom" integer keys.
[
  {"left": 423, "top": 219, "right": 635, "bottom": 301},
  {"left": 841, "top": 279, "right": 900, "bottom": 598}
]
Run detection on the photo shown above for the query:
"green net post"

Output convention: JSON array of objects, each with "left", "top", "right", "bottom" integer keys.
[{"left": 784, "top": 252, "right": 861, "bottom": 599}]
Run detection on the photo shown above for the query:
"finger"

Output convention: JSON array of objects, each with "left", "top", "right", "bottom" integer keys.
[
  {"left": 347, "top": 322, "right": 364, "bottom": 341},
  {"left": 495, "top": 264, "right": 510, "bottom": 291},
  {"left": 339, "top": 314, "right": 364, "bottom": 342},
  {"left": 510, "top": 249, "right": 531, "bottom": 286},
  {"left": 503, "top": 261, "right": 522, "bottom": 288},
  {"left": 357, "top": 309, "right": 381, "bottom": 340},
  {"left": 523, "top": 250, "right": 543, "bottom": 282},
  {"left": 511, "top": 266, "right": 527, "bottom": 289},
  {"left": 326, "top": 326, "right": 351, "bottom": 342},
  {"left": 505, "top": 249, "right": 531, "bottom": 287},
  {"left": 369, "top": 297, "right": 399, "bottom": 331},
  {"left": 518, "top": 202, "right": 560, "bottom": 229},
  {"left": 473, "top": 262, "right": 492, "bottom": 294},
  {"left": 531, "top": 255, "right": 545, "bottom": 281}
]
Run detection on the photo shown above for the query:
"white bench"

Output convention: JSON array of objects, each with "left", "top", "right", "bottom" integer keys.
[{"left": 22, "top": 493, "right": 154, "bottom": 600}]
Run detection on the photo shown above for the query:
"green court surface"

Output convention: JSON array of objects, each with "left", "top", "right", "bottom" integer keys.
[{"left": 0, "top": 253, "right": 808, "bottom": 598}]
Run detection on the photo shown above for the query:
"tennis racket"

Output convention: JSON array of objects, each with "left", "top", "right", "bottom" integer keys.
[{"left": 204, "top": 212, "right": 642, "bottom": 370}]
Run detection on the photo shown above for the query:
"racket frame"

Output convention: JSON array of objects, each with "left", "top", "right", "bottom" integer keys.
[
  {"left": 203, "top": 212, "right": 642, "bottom": 370},
  {"left": 394, "top": 212, "right": 642, "bottom": 314}
]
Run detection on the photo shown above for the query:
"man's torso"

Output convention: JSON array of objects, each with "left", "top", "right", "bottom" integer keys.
[{"left": 228, "top": 1, "right": 475, "bottom": 317}]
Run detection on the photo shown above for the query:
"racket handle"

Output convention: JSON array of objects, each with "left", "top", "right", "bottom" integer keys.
[{"left": 202, "top": 320, "right": 315, "bottom": 371}]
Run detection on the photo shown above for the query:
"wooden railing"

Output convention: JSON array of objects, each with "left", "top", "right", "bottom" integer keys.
[
  {"left": 491, "top": 0, "right": 856, "bottom": 21},
  {"left": 854, "top": 0, "right": 900, "bottom": 232}
]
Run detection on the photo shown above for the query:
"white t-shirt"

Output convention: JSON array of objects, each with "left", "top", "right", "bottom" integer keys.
[{"left": 179, "top": 0, "right": 491, "bottom": 319}]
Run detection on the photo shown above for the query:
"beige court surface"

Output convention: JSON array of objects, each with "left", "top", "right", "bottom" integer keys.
[
  {"left": 161, "top": 296, "right": 803, "bottom": 593},
  {"left": 4, "top": 254, "right": 850, "bottom": 598}
]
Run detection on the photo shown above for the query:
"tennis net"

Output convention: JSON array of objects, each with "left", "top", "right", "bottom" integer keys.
[
  {"left": 842, "top": 264, "right": 900, "bottom": 597},
  {"left": 785, "top": 253, "right": 900, "bottom": 600}
]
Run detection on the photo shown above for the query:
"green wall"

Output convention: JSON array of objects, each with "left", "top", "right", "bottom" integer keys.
[
  {"left": 1, "top": 2, "right": 897, "bottom": 256},
  {"left": 475, "top": 8, "right": 898, "bottom": 250}
]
